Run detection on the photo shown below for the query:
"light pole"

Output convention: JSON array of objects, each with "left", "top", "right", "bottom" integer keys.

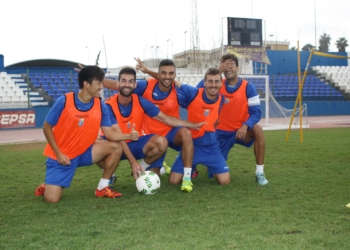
[
  {"left": 184, "top": 31, "right": 188, "bottom": 66},
  {"left": 151, "top": 46, "right": 154, "bottom": 67},
  {"left": 269, "top": 34, "right": 274, "bottom": 50},
  {"left": 85, "top": 46, "right": 90, "bottom": 64},
  {"left": 166, "top": 39, "right": 170, "bottom": 59},
  {"left": 155, "top": 46, "right": 159, "bottom": 66}
]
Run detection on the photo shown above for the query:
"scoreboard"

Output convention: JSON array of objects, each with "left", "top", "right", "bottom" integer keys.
[{"left": 227, "top": 17, "right": 263, "bottom": 47}]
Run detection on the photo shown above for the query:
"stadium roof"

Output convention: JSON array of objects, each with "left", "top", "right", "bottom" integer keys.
[{"left": 6, "top": 59, "right": 83, "bottom": 68}]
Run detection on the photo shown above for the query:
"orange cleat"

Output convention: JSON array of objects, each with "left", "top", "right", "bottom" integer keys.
[
  {"left": 35, "top": 183, "right": 46, "bottom": 196},
  {"left": 95, "top": 187, "right": 123, "bottom": 198}
]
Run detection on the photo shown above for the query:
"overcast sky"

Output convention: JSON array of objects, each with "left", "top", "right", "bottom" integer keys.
[{"left": 1, "top": 0, "right": 349, "bottom": 68}]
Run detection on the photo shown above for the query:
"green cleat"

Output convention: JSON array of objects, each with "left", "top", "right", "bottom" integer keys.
[
  {"left": 163, "top": 161, "right": 171, "bottom": 175},
  {"left": 181, "top": 177, "right": 193, "bottom": 192}
]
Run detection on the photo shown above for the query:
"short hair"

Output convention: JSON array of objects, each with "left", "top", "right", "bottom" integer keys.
[
  {"left": 220, "top": 54, "right": 239, "bottom": 67},
  {"left": 158, "top": 59, "right": 176, "bottom": 70},
  {"left": 204, "top": 68, "right": 222, "bottom": 82},
  {"left": 118, "top": 67, "right": 136, "bottom": 81},
  {"left": 78, "top": 66, "right": 105, "bottom": 89}
]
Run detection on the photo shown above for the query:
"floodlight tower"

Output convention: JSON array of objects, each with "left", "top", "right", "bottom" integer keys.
[{"left": 190, "top": 0, "right": 200, "bottom": 73}]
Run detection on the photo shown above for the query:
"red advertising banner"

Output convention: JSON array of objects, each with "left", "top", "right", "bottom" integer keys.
[{"left": 0, "top": 110, "right": 36, "bottom": 129}]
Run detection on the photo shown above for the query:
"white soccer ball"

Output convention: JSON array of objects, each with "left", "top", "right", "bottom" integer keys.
[{"left": 136, "top": 171, "right": 161, "bottom": 195}]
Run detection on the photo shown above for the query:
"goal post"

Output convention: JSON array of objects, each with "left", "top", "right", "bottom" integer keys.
[{"left": 239, "top": 74, "right": 308, "bottom": 130}]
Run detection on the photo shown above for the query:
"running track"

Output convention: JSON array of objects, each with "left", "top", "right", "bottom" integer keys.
[{"left": 0, "top": 115, "right": 349, "bottom": 145}]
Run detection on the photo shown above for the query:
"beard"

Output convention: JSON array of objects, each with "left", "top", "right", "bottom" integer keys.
[{"left": 119, "top": 87, "right": 133, "bottom": 97}]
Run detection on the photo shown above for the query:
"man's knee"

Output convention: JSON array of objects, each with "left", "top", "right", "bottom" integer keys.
[
  {"left": 176, "top": 128, "right": 193, "bottom": 145},
  {"left": 155, "top": 135, "right": 168, "bottom": 152},
  {"left": 44, "top": 185, "right": 62, "bottom": 203},
  {"left": 252, "top": 124, "right": 264, "bottom": 141},
  {"left": 215, "top": 173, "right": 230, "bottom": 185}
]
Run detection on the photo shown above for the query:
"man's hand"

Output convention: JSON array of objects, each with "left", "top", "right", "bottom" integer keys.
[
  {"left": 56, "top": 152, "right": 71, "bottom": 166},
  {"left": 190, "top": 122, "right": 207, "bottom": 130},
  {"left": 74, "top": 63, "right": 84, "bottom": 73},
  {"left": 131, "top": 161, "right": 144, "bottom": 180},
  {"left": 130, "top": 123, "right": 139, "bottom": 141},
  {"left": 134, "top": 57, "right": 148, "bottom": 73},
  {"left": 218, "top": 60, "right": 235, "bottom": 73},
  {"left": 235, "top": 124, "right": 248, "bottom": 141}
]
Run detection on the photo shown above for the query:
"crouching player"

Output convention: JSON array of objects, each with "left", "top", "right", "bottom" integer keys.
[
  {"left": 34, "top": 66, "right": 141, "bottom": 203},
  {"left": 170, "top": 68, "right": 230, "bottom": 192}
]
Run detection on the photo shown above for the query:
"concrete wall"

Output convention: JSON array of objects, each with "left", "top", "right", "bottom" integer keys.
[{"left": 255, "top": 51, "right": 349, "bottom": 75}]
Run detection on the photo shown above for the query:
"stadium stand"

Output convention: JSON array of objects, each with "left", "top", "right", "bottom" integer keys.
[
  {"left": 0, "top": 72, "right": 48, "bottom": 109},
  {"left": 312, "top": 65, "right": 350, "bottom": 95}
]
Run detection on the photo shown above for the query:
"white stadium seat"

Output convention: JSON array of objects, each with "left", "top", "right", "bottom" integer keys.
[
  {"left": 2, "top": 96, "right": 11, "bottom": 102},
  {"left": 11, "top": 96, "right": 21, "bottom": 102}
]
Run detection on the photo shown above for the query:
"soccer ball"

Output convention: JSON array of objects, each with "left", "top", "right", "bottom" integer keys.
[{"left": 136, "top": 171, "right": 160, "bottom": 195}]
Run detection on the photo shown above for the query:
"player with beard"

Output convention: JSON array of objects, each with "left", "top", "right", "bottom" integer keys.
[
  {"left": 196, "top": 54, "right": 268, "bottom": 185},
  {"left": 102, "top": 59, "right": 200, "bottom": 192},
  {"left": 102, "top": 67, "right": 205, "bottom": 183},
  {"left": 170, "top": 68, "right": 230, "bottom": 187}
]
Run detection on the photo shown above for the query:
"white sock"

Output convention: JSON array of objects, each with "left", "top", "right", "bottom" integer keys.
[
  {"left": 256, "top": 165, "right": 264, "bottom": 174},
  {"left": 97, "top": 178, "right": 110, "bottom": 190},
  {"left": 139, "top": 159, "right": 150, "bottom": 170},
  {"left": 183, "top": 167, "right": 192, "bottom": 180},
  {"left": 160, "top": 167, "right": 166, "bottom": 175}
]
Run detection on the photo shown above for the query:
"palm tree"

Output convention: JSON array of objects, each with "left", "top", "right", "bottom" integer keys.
[
  {"left": 318, "top": 33, "right": 331, "bottom": 52},
  {"left": 335, "top": 37, "right": 349, "bottom": 52},
  {"left": 301, "top": 43, "right": 315, "bottom": 51}
]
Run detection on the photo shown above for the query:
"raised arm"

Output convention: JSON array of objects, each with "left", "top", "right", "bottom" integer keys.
[{"left": 134, "top": 57, "right": 159, "bottom": 79}]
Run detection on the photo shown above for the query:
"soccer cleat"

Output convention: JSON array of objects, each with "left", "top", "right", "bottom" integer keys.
[
  {"left": 35, "top": 183, "right": 45, "bottom": 196},
  {"left": 108, "top": 174, "right": 117, "bottom": 189},
  {"left": 95, "top": 187, "right": 123, "bottom": 198},
  {"left": 181, "top": 177, "right": 193, "bottom": 192},
  {"left": 163, "top": 161, "right": 171, "bottom": 175},
  {"left": 191, "top": 169, "right": 199, "bottom": 178},
  {"left": 256, "top": 172, "right": 268, "bottom": 185}
]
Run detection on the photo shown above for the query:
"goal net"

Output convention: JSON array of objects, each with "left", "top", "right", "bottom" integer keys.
[{"left": 241, "top": 75, "right": 308, "bottom": 130}]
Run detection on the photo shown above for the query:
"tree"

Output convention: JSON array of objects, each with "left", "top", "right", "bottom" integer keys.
[
  {"left": 301, "top": 43, "right": 315, "bottom": 51},
  {"left": 318, "top": 33, "right": 331, "bottom": 52},
  {"left": 95, "top": 51, "right": 101, "bottom": 66},
  {"left": 335, "top": 37, "right": 349, "bottom": 52},
  {"left": 289, "top": 46, "right": 297, "bottom": 51}
]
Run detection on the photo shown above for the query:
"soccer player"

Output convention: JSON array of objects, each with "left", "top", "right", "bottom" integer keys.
[
  {"left": 197, "top": 54, "right": 268, "bottom": 185},
  {"left": 34, "top": 66, "right": 142, "bottom": 203},
  {"left": 170, "top": 68, "right": 230, "bottom": 189},
  {"left": 102, "top": 67, "right": 205, "bottom": 178},
  {"left": 102, "top": 59, "right": 199, "bottom": 191}
]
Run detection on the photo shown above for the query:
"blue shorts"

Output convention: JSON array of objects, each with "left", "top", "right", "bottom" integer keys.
[
  {"left": 121, "top": 134, "right": 165, "bottom": 168},
  {"left": 171, "top": 141, "right": 229, "bottom": 178},
  {"left": 45, "top": 145, "right": 94, "bottom": 188},
  {"left": 100, "top": 134, "right": 165, "bottom": 168},
  {"left": 165, "top": 127, "right": 182, "bottom": 151},
  {"left": 216, "top": 129, "right": 254, "bottom": 161}
]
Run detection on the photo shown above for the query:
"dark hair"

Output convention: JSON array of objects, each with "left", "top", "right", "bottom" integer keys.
[
  {"left": 204, "top": 68, "right": 222, "bottom": 82},
  {"left": 78, "top": 66, "right": 105, "bottom": 89},
  {"left": 220, "top": 54, "right": 239, "bottom": 67},
  {"left": 118, "top": 67, "right": 136, "bottom": 81},
  {"left": 158, "top": 59, "right": 175, "bottom": 70}
]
